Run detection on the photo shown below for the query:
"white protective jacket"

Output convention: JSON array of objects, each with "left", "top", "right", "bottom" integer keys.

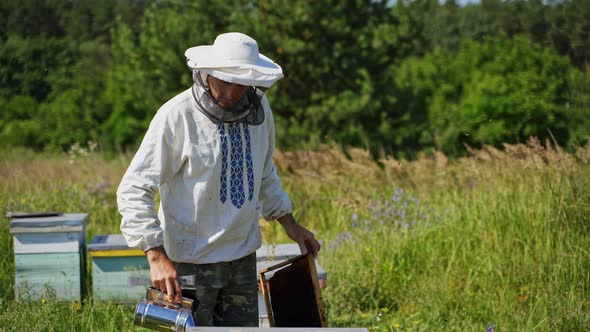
[{"left": 117, "top": 88, "right": 292, "bottom": 264}]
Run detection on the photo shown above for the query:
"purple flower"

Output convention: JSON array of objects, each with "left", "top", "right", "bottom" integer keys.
[
  {"left": 331, "top": 230, "right": 355, "bottom": 249},
  {"left": 486, "top": 324, "right": 495, "bottom": 332},
  {"left": 374, "top": 208, "right": 382, "bottom": 219}
]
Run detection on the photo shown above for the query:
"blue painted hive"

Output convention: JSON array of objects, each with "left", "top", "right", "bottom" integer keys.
[
  {"left": 9, "top": 213, "right": 88, "bottom": 302},
  {"left": 87, "top": 234, "right": 150, "bottom": 302}
]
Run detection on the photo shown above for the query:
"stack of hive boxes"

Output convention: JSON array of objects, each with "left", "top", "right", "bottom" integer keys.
[{"left": 9, "top": 213, "right": 88, "bottom": 303}]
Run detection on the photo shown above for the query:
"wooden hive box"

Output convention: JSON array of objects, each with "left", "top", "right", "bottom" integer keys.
[
  {"left": 9, "top": 213, "right": 88, "bottom": 302},
  {"left": 87, "top": 234, "right": 150, "bottom": 303},
  {"left": 256, "top": 244, "right": 327, "bottom": 327}
]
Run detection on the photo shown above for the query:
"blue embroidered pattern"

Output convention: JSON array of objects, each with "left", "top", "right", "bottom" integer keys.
[
  {"left": 243, "top": 123, "right": 255, "bottom": 201},
  {"left": 228, "top": 123, "right": 245, "bottom": 208},
  {"left": 218, "top": 123, "right": 228, "bottom": 204},
  {"left": 218, "top": 122, "right": 255, "bottom": 208}
]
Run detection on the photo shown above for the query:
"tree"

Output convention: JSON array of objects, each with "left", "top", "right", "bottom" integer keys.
[{"left": 392, "top": 36, "right": 583, "bottom": 155}]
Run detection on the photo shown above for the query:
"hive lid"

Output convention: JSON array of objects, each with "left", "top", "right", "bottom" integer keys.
[
  {"left": 9, "top": 213, "right": 88, "bottom": 234},
  {"left": 88, "top": 234, "right": 144, "bottom": 256}
]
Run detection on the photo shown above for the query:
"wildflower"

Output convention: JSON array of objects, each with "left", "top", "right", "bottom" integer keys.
[
  {"left": 20, "top": 198, "right": 26, "bottom": 204},
  {"left": 374, "top": 208, "right": 382, "bottom": 219},
  {"left": 393, "top": 322, "right": 400, "bottom": 329},
  {"left": 96, "top": 180, "right": 106, "bottom": 191},
  {"left": 486, "top": 324, "right": 495, "bottom": 332},
  {"left": 331, "top": 230, "right": 355, "bottom": 249},
  {"left": 399, "top": 209, "right": 406, "bottom": 219}
]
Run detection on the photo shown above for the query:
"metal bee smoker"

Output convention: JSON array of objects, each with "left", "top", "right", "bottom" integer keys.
[{"left": 134, "top": 287, "right": 197, "bottom": 332}]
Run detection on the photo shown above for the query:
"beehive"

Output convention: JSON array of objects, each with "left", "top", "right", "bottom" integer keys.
[
  {"left": 87, "top": 234, "right": 150, "bottom": 302},
  {"left": 9, "top": 213, "right": 88, "bottom": 302}
]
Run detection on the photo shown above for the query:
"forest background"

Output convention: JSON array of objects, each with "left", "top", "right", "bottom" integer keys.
[{"left": 1, "top": 0, "right": 589, "bottom": 157}]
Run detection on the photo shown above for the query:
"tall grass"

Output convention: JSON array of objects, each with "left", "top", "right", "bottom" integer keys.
[{"left": 1, "top": 139, "right": 588, "bottom": 331}]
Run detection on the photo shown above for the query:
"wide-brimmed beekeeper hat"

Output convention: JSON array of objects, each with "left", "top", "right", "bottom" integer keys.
[{"left": 185, "top": 32, "right": 284, "bottom": 88}]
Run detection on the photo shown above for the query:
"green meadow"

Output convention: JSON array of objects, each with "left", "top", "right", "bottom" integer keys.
[{"left": 1, "top": 140, "right": 589, "bottom": 331}]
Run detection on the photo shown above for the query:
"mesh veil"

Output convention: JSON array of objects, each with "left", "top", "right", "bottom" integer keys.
[{"left": 191, "top": 70, "right": 265, "bottom": 125}]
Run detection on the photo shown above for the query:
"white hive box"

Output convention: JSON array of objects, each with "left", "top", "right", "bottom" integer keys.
[
  {"left": 87, "top": 234, "right": 150, "bottom": 303},
  {"left": 9, "top": 213, "right": 88, "bottom": 302}
]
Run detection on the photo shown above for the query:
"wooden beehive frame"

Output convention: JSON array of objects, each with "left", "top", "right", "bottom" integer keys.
[{"left": 259, "top": 253, "right": 327, "bottom": 327}]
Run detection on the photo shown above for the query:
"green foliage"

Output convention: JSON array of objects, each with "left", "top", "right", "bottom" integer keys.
[
  {"left": 0, "top": 0, "right": 588, "bottom": 156},
  {"left": 102, "top": 2, "right": 233, "bottom": 148},
  {"left": 0, "top": 36, "right": 77, "bottom": 101},
  {"left": 567, "top": 69, "right": 590, "bottom": 147},
  {"left": 0, "top": 95, "right": 42, "bottom": 148},
  {"left": 392, "top": 36, "right": 587, "bottom": 155},
  {"left": 226, "top": 0, "right": 424, "bottom": 151}
]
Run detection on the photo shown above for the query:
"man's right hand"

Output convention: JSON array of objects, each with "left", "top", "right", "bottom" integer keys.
[{"left": 145, "top": 246, "right": 182, "bottom": 303}]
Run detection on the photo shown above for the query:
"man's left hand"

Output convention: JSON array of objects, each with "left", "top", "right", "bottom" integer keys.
[{"left": 277, "top": 213, "right": 321, "bottom": 256}]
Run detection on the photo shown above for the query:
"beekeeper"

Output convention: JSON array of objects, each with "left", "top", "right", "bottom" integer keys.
[{"left": 117, "top": 32, "right": 321, "bottom": 327}]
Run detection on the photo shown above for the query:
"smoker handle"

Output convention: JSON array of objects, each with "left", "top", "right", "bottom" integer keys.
[{"left": 148, "top": 286, "right": 183, "bottom": 309}]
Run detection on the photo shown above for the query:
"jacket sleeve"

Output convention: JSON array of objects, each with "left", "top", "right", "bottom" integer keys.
[
  {"left": 258, "top": 97, "right": 293, "bottom": 220},
  {"left": 117, "top": 108, "right": 186, "bottom": 251}
]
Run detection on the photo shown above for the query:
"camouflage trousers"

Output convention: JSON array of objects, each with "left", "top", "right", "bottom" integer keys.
[{"left": 174, "top": 252, "right": 258, "bottom": 327}]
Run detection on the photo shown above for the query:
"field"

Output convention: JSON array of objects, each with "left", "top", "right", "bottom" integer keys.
[{"left": 1, "top": 139, "right": 589, "bottom": 331}]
